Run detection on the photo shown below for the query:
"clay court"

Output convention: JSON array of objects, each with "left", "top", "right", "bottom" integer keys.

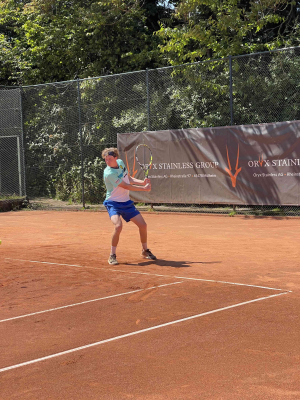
[{"left": 1, "top": 210, "right": 300, "bottom": 399}]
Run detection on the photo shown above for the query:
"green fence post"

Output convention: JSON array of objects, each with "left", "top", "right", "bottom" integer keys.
[
  {"left": 146, "top": 68, "right": 151, "bottom": 131},
  {"left": 77, "top": 78, "right": 85, "bottom": 208},
  {"left": 229, "top": 55, "right": 234, "bottom": 125}
]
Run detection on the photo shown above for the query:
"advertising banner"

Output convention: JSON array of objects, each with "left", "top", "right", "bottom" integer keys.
[{"left": 117, "top": 121, "right": 300, "bottom": 205}]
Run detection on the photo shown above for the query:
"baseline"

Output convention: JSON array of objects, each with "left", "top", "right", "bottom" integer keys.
[{"left": 6, "top": 258, "right": 292, "bottom": 292}]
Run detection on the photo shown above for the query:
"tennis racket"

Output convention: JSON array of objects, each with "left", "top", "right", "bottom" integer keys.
[{"left": 135, "top": 144, "right": 153, "bottom": 178}]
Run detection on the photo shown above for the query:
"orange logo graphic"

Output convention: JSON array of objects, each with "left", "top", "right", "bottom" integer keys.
[
  {"left": 225, "top": 145, "right": 242, "bottom": 188},
  {"left": 258, "top": 154, "right": 264, "bottom": 167},
  {"left": 125, "top": 151, "right": 138, "bottom": 178}
]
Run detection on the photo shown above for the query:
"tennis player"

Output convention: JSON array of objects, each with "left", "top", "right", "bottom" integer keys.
[{"left": 102, "top": 147, "right": 157, "bottom": 265}]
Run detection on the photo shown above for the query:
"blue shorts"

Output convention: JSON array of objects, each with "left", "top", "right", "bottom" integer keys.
[{"left": 103, "top": 200, "right": 140, "bottom": 222}]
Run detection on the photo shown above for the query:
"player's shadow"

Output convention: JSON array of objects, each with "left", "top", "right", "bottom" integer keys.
[{"left": 125, "top": 259, "right": 221, "bottom": 268}]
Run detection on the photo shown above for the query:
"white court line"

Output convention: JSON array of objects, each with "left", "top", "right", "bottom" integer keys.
[
  {"left": 5, "top": 258, "right": 102, "bottom": 270},
  {"left": 108, "top": 269, "right": 290, "bottom": 292},
  {"left": 0, "top": 282, "right": 183, "bottom": 323},
  {"left": 0, "top": 291, "right": 288, "bottom": 373},
  {"left": 5, "top": 258, "right": 291, "bottom": 292}
]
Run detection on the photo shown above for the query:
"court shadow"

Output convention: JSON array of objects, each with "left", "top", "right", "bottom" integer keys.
[{"left": 125, "top": 259, "right": 221, "bottom": 268}]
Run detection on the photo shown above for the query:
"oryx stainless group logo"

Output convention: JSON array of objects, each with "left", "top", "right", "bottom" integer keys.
[
  {"left": 125, "top": 150, "right": 138, "bottom": 178},
  {"left": 124, "top": 143, "right": 244, "bottom": 189},
  {"left": 225, "top": 145, "right": 242, "bottom": 188},
  {"left": 248, "top": 155, "right": 300, "bottom": 168}
]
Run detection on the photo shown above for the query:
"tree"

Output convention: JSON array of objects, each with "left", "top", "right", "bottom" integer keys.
[
  {"left": 157, "top": 0, "right": 300, "bottom": 65},
  {"left": 0, "top": 0, "right": 172, "bottom": 85}
]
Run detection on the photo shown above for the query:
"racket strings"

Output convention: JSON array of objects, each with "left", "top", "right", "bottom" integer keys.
[{"left": 135, "top": 145, "right": 152, "bottom": 174}]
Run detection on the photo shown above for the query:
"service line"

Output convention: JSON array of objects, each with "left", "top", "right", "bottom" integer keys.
[{"left": 0, "top": 281, "right": 183, "bottom": 323}]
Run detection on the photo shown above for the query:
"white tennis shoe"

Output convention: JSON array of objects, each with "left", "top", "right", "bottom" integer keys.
[
  {"left": 108, "top": 254, "right": 118, "bottom": 265},
  {"left": 142, "top": 249, "right": 157, "bottom": 260}
]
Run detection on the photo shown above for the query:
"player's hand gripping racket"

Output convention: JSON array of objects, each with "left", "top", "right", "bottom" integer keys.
[{"left": 135, "top": 144, "right": 153, "bottom": 178}]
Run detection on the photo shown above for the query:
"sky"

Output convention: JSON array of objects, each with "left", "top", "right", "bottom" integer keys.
[{"left": 158, "top": 1, "right": 175, "bottom": 9}]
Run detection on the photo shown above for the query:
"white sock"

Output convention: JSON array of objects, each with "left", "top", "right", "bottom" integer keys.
[
  {"left": 142, "top": 243, "right": 148, "bottom": 250},
  {"left": 111, "top": 246, "right": 117, "bottom": 255}
]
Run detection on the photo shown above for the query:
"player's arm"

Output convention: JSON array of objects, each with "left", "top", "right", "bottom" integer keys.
[
  {"left": 128, "top": 175, "right": 149, "bottom": 186},
  {"left": 119, "top": 180, "right": 151, "bottom": 192}
]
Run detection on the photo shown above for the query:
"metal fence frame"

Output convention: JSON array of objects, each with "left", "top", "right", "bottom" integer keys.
[
  {"left": 0, "top": 86, "right": 26, "bottom": 198},
  {"left": 2, "top": 46, "right": 300, "bottom": 215}
]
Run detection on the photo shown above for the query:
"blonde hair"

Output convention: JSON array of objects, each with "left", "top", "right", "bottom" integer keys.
[{"left": 101, "top": 147, "right": 119, "bottom": 159}]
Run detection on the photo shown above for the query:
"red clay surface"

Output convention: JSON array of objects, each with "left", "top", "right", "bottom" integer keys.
[{"left": 0, "top": 210, "right": 300, "bottom": 399}]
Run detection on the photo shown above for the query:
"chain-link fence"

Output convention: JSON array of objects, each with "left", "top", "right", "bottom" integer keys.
[
  {"left": 0, "top": 87, "right": 26, "bottom": 199},
  {"left": 2, "top": 46, "right": 300, "bottom": 215}
]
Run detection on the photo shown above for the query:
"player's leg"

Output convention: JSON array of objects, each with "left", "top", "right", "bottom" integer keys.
[
  {"left": 108, "top": 214, "right": 123, "bottom": 265},
  {"left": 130, "top": 214, "right": 157, "bottom": 260},
  {"left": 131, "top": 213, "right": 147, "bottom": 245}
]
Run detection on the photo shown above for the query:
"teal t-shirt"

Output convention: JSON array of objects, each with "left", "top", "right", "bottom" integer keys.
[{"left": 103, "top": 159, "right": 130, "bottom": 201}]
